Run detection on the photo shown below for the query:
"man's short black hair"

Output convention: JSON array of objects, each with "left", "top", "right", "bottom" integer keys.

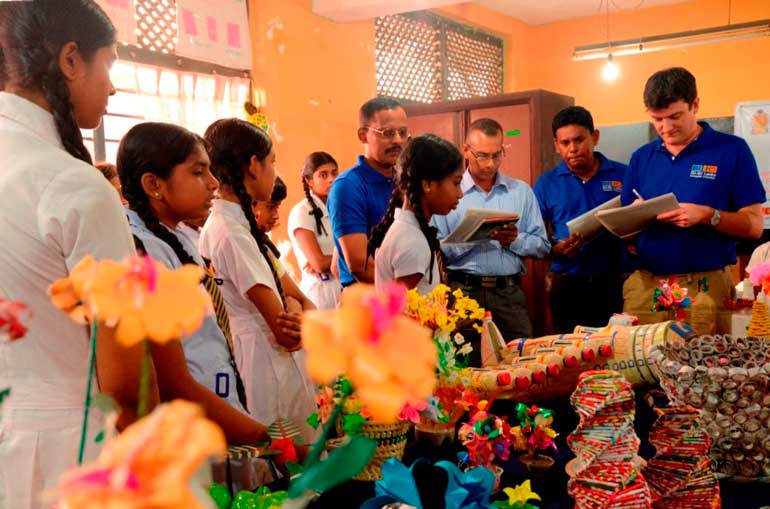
[
  {"left": 359, "top": 97, "right": 403, "bottom": 126},
  {"left": 552, "top": 106, "right": 595, "bottom": 137},
  {"left": 643, "top": 67, "right": 697, "bottom": 110},
  {"left": 467, "top": 118, "right": 503, "bottom": 139}
]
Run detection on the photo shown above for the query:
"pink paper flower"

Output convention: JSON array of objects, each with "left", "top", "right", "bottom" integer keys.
[{"left": 398, "top": 400, "right": 428, "bottom": 424}]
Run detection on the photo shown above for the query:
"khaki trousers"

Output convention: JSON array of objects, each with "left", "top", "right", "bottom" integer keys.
[{"left": 622, "top": 267, "right": 735, "bottom": 335}]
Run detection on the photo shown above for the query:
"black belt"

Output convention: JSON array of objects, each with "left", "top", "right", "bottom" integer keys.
[{"left": 447, "top": 270, "right": 521, "bottom": 288}]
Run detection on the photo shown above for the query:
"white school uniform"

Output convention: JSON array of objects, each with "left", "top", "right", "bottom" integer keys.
[
  {"left": 199, "top": 199, "right": 317, "bottom": 443},
  {"left": 126, "top": 208, "right": 247, "bottom": 413},
  {"left": 287, "top": 194, "right": 341, "bottom": 310},
  {"left": 375, "top": 208, "right": 441, "bottom": 295},
  {"left": 0, "top": 93, "right": 135, "bottom": 509}
]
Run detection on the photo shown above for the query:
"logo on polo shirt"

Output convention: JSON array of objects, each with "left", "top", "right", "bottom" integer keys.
[
  {"left": 690, "top": 164, "right": 718, "bottom": 180},
  {"left": 602, "top": 180, "right": 623, "bottom": 192}
]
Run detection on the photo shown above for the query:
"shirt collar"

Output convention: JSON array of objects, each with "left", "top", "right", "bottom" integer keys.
[
  {"left": 212, "top": 198, "right": 250, "bottom": 228},
  {"left": 357, "top": 155, "right": 395, "bottom": 185},
  {"left": 461, "top": 168, "right": 511, "bottom": 193},
  {"left": 554, "top": 152, "right": 614, "bottom": 177},
  {"left": 655, "top": 121, "right": 713, "bottom": 153},
  {"left": 0, "top": 91, "right": 62, "bottom": 149},
  {"left": 125, "top": 206, "right": 180, "bottom": 236},
  {"left": 394, "top": 207, "right": 419, "bottom": 226}
]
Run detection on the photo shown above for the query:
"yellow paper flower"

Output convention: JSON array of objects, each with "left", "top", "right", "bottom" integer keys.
[
  {"left": 50, "top": 255, "right": 211, "bottom": 346},
  {"left": 56, "top": 400, "right": 226, "bottom": 509},
  {"left": 503, "top": 480, "right": 541, "bottom": 507},
  {"left": 302, "top": 283, "right": 436, "bottom": 423}
]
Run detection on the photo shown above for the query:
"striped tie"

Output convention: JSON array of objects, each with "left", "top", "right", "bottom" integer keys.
[{"left": 202, "top": 259, "right": 249, "bottom": 411}]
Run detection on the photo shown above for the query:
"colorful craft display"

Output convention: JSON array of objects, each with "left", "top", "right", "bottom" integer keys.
[
  {"left": 55, "top": 400, "right": 226, "bottom": 509},
  {"left": 642, "top": 407, "right": 720, "bottom": 509},
  {"left": 651, "top": 277, "right": 691, "bottom": 321},
  {"left": 746, "top": 262, "right": 770, "bottom": 336},
  {"left": 244, "top": 101, "right": 269, "bottom": 132},
  {"left": 567, "top": 371, "right": 651, "bottom": 509},
  {"left": 469, "top": 322, "right": 695, "bottom": 401},
  {"left": 649, "top": 334, "right": 770, "bottom": 479}
]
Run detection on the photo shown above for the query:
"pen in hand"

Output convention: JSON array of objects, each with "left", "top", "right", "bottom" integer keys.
[{"left": 632, "top": 188, "right": 644, "bottom": 201}]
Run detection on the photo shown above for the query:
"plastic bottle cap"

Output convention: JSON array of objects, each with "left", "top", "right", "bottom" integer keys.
[
  {"left": 564, "top": 355, "right": 578, "bottom": 368},
  {"left": 497, "top": 372, "right": 512, "bottom": 386},
  {"left": 581, "top": 349, "right": 596, "bottom": 362},
  {"left": 515, "top": 376, "right": 530, "bottom": 390},
  {"left": 532, "top": 370, "right": 547, "bottom": 384}
]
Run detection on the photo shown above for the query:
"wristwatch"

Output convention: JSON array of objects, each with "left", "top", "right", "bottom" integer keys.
[{"left": 710, "top": 208, "right": 721, "bottom": 226}]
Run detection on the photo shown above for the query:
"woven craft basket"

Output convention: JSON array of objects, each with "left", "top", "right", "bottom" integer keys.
[
  {"left": 648, "top": 333, "right": 770, "bottom": 480},
  {"left": 327, "top": 420, "right": 412, "bottom": 481}
]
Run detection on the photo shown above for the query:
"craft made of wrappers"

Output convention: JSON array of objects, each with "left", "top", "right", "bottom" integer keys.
[{"left": 567, "top": 370, "right": 651, "bottom": 509}]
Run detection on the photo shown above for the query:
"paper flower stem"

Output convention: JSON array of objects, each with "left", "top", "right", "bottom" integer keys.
[
  {"left": 303, "top": 384, "right": 352, "bottom": 471},
  {"left": 137, "top": 340, "right": 152, "bottom": 418},
  {"left": 77, "top": 319, "right": 98, "bottom": 465}
]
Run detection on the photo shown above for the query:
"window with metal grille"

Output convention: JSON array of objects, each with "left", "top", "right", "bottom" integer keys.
[
  {"left": 135, "top": 0, "right": 178, "bottom": 54},
  {"left": 375, "top": 12, "right": 503, "bottom": 104}
]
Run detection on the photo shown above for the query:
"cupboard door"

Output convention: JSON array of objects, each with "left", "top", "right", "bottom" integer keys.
[
  {"left": 407, "top": 111, "right": 461, "bottom": 146},
  {"left": 469, "top": 104, "right": 532, "bottom": 184}
]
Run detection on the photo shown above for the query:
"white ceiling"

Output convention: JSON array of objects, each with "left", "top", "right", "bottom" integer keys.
[{"left": 475, "top": 0, "right": 689, "bottom": 25}]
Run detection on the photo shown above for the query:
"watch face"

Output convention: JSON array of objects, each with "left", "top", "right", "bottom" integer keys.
[{"left": 711, "top": 210, "right": 720, "bottom": 225}]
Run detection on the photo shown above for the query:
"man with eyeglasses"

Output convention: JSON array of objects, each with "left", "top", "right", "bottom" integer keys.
[
  {"left": 327, "top": 96, "right": 408, "bottom": 286},
  {"left": 433, "top": 118, "right": 550, "bottom": 364},
  {"left": 534, "top": 106, "right": 629, "bottom": 333}
]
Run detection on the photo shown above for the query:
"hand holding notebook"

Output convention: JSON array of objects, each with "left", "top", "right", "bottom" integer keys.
[{"left": 442, "top": 208, "right": 520, "bottom": 244}]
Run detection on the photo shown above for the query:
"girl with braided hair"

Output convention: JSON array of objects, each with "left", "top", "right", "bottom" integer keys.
[
  {"left": 287, "top": 152, "right": 341, "bottom": 309},
  {"left": 117, "top": 121, "right": 275, "bottom": 446},
  {"left": 0, "top": 2, "right": 151, "bottom": 507},
  {"left": 370, "top": 134, "right": 464, "bottom": 294},
  {"left": 199, "top": 118, "right": 318, "bottom": 443}
]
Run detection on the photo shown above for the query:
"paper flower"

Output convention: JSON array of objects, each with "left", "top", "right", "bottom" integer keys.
[
  {"left": 302, "top": 283, "right": 436, "bottom": 422},
  {"left": 406, "top": 284, "right": 485, "bottom": 335},
  {"left": 398, "top": 400, "right": 428, "bottom": 424},
  {"left": 269, "top": 437, "right": 298, "bottom": 464},
  {"left": 56, "top": 400, "right": 226, "bottom": 509},
  {"left": 0, "top": 297, "right": 28, "bottom": 343},
  {"left": 496, "top": 480, "right": 541, "bottom": 509},
  {"left": 513, "top": 404, "right": 557, "bottom": 454},
  {"left": 50, "top": 255, "right": 211, "bottom": 346},
  {"left": 459, "top": 400, "right": 514, "bottom": 469},
  {"left": 651, "top": 277, "right": 691, "bottom": 321},
  {"left": 749, "top": 262, "right": 770, "bottom": 295}
]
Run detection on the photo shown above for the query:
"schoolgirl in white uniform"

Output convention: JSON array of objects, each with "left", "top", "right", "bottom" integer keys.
[
  {"left": 370, "top": 134, "right": 464, "bottom": 295},
  {"left": 199, "top": 118, "right": 318, "bottom": 444},
  {"left": 116, "top": 122, "right": 272, "bottom": 445},
  {"left": 288, "top": 152, "right": 342, "bottom": 309},
  {"left": 0, "top": 3, "right": 149, "bottom": 508}
]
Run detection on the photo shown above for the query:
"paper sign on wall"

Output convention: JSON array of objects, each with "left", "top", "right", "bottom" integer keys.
[
  {"left": 175, "top": 0, "right": 252, "bottom": 69},
  {"left": 96, "top": 0, "right": 137, "bottom": 45},
  {"left": 735, "top": 101, "right": 770, "bottom": 228}
]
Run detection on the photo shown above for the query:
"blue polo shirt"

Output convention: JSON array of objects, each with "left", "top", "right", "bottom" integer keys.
[
  {"left": 620, "top": 122, "right": 765, "bottom": 275},
  {"left": 534, "top": 152, "right": 629, "bottom": 275},
  {"left": 327, "top": 155, "right": 395, "bottom": 285}
]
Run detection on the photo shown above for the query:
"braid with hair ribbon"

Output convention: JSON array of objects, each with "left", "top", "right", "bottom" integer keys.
[
  {"left": 302, "top": 178, "right": 327, "bottom": 236},
  {"left": 233, "top": 181, "right": 287, "bottom": 309}
]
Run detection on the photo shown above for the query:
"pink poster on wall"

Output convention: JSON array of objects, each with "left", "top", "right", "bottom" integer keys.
[
  {"left": 175, "top": 0, "right": 252, "bottom": 69},
  {"left": 96, "top": 0, "right": 138, "bottom": 45}
]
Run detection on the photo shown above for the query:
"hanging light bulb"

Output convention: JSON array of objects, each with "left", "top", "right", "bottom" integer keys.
[{"left": 602, "top": 53, "right": 620, "bottom": 81}]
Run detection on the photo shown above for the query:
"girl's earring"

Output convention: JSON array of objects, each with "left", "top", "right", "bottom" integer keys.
[{"left": 154, "top": 193, "right": 160, "bottom": 198}]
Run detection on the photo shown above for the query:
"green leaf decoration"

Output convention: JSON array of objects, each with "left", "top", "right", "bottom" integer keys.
[
  {"left": 306, "top": 413, "right": 321, "bottom": 430},
  {"left": 288, "top": 435, "right": 376, "bottom": 498},
  {"left": 342, "top": 413, "right": 367, "bottom": 435},
  {"left": 208, "top": 483, "right": 233, "bottom": 509}
]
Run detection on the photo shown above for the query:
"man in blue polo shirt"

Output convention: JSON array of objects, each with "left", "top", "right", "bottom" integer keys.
[
  {"left": 327, "top": 97, "right": 407, "bottom": 286},
  {"left": 621, "top": 67, "right": 764, "bottom": 333},
  {"left": 534, "top": 106, "right": 629, "bottom": 332}
]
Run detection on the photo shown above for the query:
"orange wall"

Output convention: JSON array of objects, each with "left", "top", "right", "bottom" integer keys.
[
  {"left": 508, "top": 0, "right": 770, "bottom": 125},
  {"left": 248, "top": 0, "right": 375, "bottom": 271}
]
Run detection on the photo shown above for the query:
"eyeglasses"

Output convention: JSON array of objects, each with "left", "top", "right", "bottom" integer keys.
[
  {"left": 367, "top": 126, "right": 410, "bottom": 140},
  {"left": 467, "top": 147, "right": 505, "bottom": 162}
]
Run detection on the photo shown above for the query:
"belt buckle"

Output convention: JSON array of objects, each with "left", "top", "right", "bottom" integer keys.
[{"left": 481, "top": 276, "right": 496, "bottom": 288}]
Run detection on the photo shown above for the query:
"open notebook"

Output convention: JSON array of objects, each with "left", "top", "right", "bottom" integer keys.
[{"left": 442, "top": 208, "right": 520, "bottom": 244}]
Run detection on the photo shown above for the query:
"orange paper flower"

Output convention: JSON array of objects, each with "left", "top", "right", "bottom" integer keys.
[
  {"left": 56, "top": 400, "right": 226, "bottom": 509},
  {"left": 302, "top": 283, "right": 436, "bottom": 423},
  {"left": 50, "top": 255, "right": 211, "bottom": 346}
]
